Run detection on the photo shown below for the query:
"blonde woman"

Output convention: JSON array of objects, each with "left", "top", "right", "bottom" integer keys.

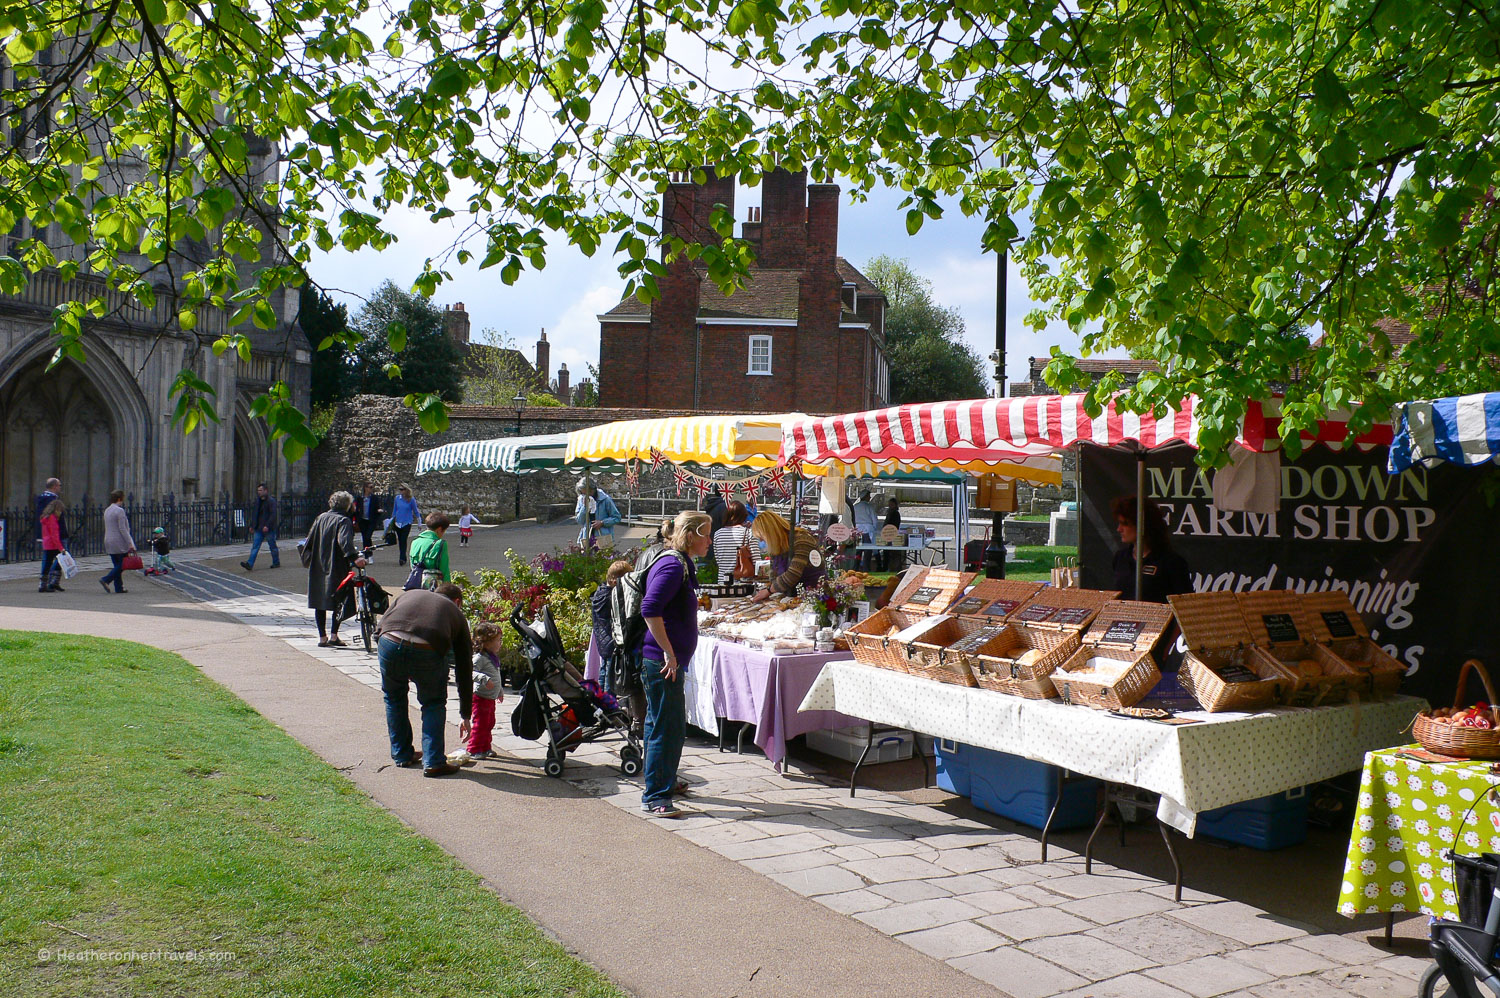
[
  {"left": 639, "top": 510, "right": 712, "bottom": 818},
  {"left": 748, "top": 510, "right": 826, "bottom": 602}
]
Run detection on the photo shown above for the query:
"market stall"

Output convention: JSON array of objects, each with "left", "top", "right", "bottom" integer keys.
[{"left": 415, "top": 432, "right": 597, "bottom": 476}]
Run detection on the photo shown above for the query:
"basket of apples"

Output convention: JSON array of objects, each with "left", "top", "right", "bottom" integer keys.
[{"left": 1413, "top": 660, "right": 1500, "bottom": 758}]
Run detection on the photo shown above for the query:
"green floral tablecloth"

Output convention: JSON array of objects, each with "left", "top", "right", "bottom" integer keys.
[{"left": 1340, "top": 745, "right": 1500, "bottom": 919}]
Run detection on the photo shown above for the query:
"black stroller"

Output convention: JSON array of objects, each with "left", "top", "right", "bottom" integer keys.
[
  {"left": 1423, "top": 850, "right": 1500, "bottom": 997},
  {"left": 508, "top": 605, "right": 643, "bottom": 779}
]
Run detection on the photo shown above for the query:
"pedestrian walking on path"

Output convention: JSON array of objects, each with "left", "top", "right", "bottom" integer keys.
[
  {"left": 639, "top": 509, "right": 710, "bottom": 818},
  {"left": 405, "top": 513, "right": 451, "bottom": 589},
  {"left": 100, "top": 490, "right": 136, "bottom": 594},
  {"left": 34, "top": 478, "right": 66, "bottom": 590},
  {"left": 38, "top": 498, "right": 67, "bottom": 593},
  {"left": 375, "top": 582, "right": 473, "bottom": 776},
  {"left": 241, "top": 483, "right": 281, "bottom": 571},
  {"left": 391, "top": 485, "right": 420, "bottom": 566},
  {"left": 303, "top": 491, "right": 364, "bottom": 647},
  {"left": 355, "top": 483, "right": 383, "bottom": 551}
]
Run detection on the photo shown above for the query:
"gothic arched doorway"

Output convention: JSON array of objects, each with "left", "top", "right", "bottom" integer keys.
[
  {"left": 232, "top": 408, "right": 271, "bottom": 509},
  {"left": 0, "top": 357, "right": 116, "bottom": 509}
]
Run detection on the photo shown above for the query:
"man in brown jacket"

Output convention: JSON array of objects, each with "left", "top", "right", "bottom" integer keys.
[{"left": 376, "top": 582, "right": 473, "bottom": 777}]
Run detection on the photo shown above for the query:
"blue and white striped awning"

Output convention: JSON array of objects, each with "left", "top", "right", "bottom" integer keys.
[
  {"left": 1389, "top": 393, "right": 1500, "bottom": 472},
  {"left": 416, "top": 433, "right": 571, "bottom": 475}
]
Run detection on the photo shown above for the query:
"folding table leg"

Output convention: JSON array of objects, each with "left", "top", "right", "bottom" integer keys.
[
  {"left": 1158, "top": 820, "right": 1183, "bottom": 903},
  {"left": 736, "top": 722, "right": 753, "bottom": 755},
  {"left": 850, "top": 726, "right": 876, "bottom": 797},
  {"left": 1084, "top": 797, "right": 1115, "bottom": 874},
  {"left": 717, "top": 717, "right": 729, "bottom": 752},
  {"left": 1384, "top": 912, "right": 1394, "bottom": 946},
  {"left": 910, "top": 730, "right": 930, "bottom": 789}
]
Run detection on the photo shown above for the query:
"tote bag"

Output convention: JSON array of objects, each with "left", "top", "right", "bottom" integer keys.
[{"left": 56, "top": 550, "right": 79, "bottom": 579}]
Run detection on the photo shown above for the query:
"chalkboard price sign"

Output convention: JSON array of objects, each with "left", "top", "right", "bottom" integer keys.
[
  {"left": 1261, "top": 613, "right": 1301, "bottom": 644},
  {"left": 950, "top": 596, "right": 987, "bottom": 615},
  {"left": 1321, "top": 611, "right": 1359, "bottom": 639},
  {"left": 1051, "top": 607, "right": 1094, "bottom": 627},
  {"left": 905, "top": 587, "right": 942, "bottom": 606},
  {"left": 982, "top": 599, "right": 1023, "bottom": 618},
  {"left": 1016, "top": 603, "right": 1060, "bottom": 622},
  {"left": 1101, "top": 619, "right": 1147, "bottom": 645}
]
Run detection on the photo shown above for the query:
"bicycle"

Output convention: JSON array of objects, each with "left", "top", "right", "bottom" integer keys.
[{"left": 337, "top": 545, "right": 391, "bottom": 654}]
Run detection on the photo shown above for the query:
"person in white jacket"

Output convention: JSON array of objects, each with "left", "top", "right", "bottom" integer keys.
[{"left": 100, "top": 490, "right": 136, "bottom": 594}]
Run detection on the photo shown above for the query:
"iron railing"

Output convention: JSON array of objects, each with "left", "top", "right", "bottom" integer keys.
[{"left": 0, "top": 493, "right": 324, "bottom": 562}]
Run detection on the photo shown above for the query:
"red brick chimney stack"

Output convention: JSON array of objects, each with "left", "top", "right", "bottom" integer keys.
[
  {"left": 535, "top": 328, "right": 549, "bottom": 386},
  {"left": 691, "top": 166, "right": 736, "bottom": 248},
  {"left": 759, "top": 168, "right": 807, "bottom": 268},
  {"left": 443, "top": 302, "right": 470, "bottom": 347},
  {"left": 556, "top": 363, "right": 570, "bottom": 402}
]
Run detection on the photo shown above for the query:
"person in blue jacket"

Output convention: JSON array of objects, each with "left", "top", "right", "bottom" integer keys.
[
  {"left": 575, "top": 479, "right": 621, "bottom": 550},
  {"left": 390, "top": 485, "right": 421, "bottom": 566}
]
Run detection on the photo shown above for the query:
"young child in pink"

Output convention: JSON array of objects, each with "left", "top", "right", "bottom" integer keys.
[
  {"left": 457, "top": 506, "right": 479, "bottom": 547},
  {"left": 465, "top": 621, "right": 506, "bottom": 758}
]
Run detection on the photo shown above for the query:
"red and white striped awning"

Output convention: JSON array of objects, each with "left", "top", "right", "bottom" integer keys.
[{"left": 785, "top": 394, "right": 1394, "bottom": 472}]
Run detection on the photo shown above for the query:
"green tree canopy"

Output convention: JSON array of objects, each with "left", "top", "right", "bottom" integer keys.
[
  {"left": 299, "top": 285, "right": 351, "bottom": 406},
  {"left": 864, "top": 255, "right": 988, "bottom": 405},
  {"left": 2, "top": 0, "right": 1497, "bottom": 459},
  {"left": 348, "top": 280, "right": 463, "bottom": 407}
]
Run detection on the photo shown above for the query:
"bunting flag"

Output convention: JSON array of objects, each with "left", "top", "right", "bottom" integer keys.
[
  {"left": 624, "top": 460, "right": 640, "bottom": 495},
  {"left": 649, "top": 447, "right": 666, "bottom": 471},
  {"left": 767, "top": 467, "right": 787, "bottom": 497},
  {"left": 673, "top": 466, "right": 690, "bottom": 497}
]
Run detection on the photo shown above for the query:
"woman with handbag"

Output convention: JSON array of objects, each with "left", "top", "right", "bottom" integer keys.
[
  {"left": 405, "top": 512, "right": 452, "bottom": 590},
  {"left": 710, "top": 500, "right": 753, "bottom": 585},
  {"left": 100, "top": 490, "right": 136, "bottom": 594}
]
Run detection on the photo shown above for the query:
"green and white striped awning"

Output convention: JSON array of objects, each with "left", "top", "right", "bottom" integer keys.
[{"left": 416, "top": 433, "right": 571, "bottom": 475}]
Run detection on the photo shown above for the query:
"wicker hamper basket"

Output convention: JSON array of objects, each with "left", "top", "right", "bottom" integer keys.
[
  {"left": 1238, "top": 591, "right": 1360, "bottom": 706},
  {"left": 907, "top": 616, "right": 1001, "bottom": 687},
  {"left": 1051, "top": 600, "right": 1171, "bottom": 710},
  {"left": 889, "top": 569, "right": 975, "bottom": 617},
  {"left": 1413, "top": 660, "right": 1500, "bottom": 759},
  {"left": 942, "top": 579, "right": 1045, "bottom": 621},
  {"left": 971, "top": 624, "right": 1080, "bottom": 699},
  {"left": 1302, "top": 590, "right": 1406, "bottom": 698},
  {"left": 1010, "top": 587, "right": 1122, "bottom": 631},
  {"left": 1170, "top": 592, "right": 1288, "bottom": 712}
]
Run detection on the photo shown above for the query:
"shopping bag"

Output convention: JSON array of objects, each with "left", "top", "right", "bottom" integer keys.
[
  {"left": 56, "top": 550, "right": 79, "bottom": 580},
  {"left": 1051, "top": 556, "right": 1079, "bottom": 589},
  {"left": 510, "top": 686, "right": 546, "bottom": 741},
  {"left": 122, "top": 553, "right": 144, "bottom": 571}
]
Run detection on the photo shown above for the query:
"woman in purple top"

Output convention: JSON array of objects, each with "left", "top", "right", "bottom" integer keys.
[{"left": 639, "top": 509, "right": 711, "bottom": 817}]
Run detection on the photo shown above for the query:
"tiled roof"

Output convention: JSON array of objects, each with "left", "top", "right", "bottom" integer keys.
[
  {"left": 1028, "top": 356, "right": 1160, "bottom": 377},
  {"left": 600, "top": 256, "right": 885, "bottom": 322}
]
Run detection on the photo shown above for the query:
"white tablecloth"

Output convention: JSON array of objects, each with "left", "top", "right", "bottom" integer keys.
[{"left": 799, "top": 660, "right": 1426, "bottom": 835}]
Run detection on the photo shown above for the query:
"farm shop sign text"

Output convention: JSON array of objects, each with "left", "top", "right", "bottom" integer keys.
[{"left": 1147, "top": 465, "right": 1436, "bottom": 543}]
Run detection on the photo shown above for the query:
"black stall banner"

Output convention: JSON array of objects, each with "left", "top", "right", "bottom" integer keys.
[{"left": 1078, "top": 443, "right": 1500, "bottom": 704}]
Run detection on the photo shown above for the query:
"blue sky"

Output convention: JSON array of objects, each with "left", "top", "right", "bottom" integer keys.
[{"left": 307, "top": 182, "right": 1087, "bottom": 398}]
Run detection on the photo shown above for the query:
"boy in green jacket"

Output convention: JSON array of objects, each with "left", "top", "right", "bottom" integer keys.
[{"left": 406, "top": 513, "right": 452, "bottom": 589}]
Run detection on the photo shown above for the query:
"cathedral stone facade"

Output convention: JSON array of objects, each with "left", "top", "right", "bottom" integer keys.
[{"left": 0, "top": 78, "right": 310, "bottom": 510}]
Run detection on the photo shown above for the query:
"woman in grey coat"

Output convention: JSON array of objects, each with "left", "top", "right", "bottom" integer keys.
[
  {"left": 303, "top": 491, "right": 365, "bottom": 647},
  {"left": 99, "top": 489, "right": 136, "bottom": 594}
]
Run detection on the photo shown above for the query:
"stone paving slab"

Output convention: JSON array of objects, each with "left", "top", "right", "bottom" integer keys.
[{"left": 150, "top": 563, "right": 1430, "bottom": 998}]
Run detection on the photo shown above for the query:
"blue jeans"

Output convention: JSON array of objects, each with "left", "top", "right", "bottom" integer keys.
[
  {"left": 247, "top": 529, "right": 280, "bottom": 567},
  {"left": 377, "top": 638, "right": 449, "bottom": 769},
  {"left": 641, "top": 654, "right": 687, "bottom": 808},
  {"left": 101, "top": 553, "right": 126, "bottom": 592},
  {"left": 39, "top": 549, "right": 58, "bottom": 589}
]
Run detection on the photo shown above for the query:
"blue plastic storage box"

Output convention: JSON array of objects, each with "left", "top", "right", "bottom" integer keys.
[
  {"left": 1196, "top": 787, "right": 1309, "bottom": 851},
  {"left": 935, "top": 740, "right": 971, "bottom": 797},
  {"left": 968, "top": 747, "right": 1098, "bottom": 831}
]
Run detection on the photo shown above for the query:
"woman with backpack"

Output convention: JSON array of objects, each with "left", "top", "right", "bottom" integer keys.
[{"left": 637, "top": 510, "right": 711, "bottom": 818}]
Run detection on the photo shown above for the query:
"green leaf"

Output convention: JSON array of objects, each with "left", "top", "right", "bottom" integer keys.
[{"left": 387, "top": 320, "right": 407, "bottom": 353}]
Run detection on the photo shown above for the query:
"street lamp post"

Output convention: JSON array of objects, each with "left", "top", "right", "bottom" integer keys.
[
  {"left": 984, "top": 243, "right": 1009, "bottom": 579},
  {"left": 512, "top": 391, "right": 526, "bottom": 521}
]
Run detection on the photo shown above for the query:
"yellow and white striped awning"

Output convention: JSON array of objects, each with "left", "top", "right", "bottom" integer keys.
[{"left": 564, "top": 413, "right": 807, "bottom": 469}]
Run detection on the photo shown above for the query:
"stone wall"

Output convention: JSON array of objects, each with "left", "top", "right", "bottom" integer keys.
[{"left": 310, "top": 396, "right": 729, "bottom": 521}]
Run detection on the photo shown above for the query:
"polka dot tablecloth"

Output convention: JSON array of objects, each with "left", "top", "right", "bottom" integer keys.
[
  {"left": 1339, "top": 747, "right": 1500, "bottom": 920},
  {"left": 799, "top": 660, "right": 1426, "bottom": 835}
]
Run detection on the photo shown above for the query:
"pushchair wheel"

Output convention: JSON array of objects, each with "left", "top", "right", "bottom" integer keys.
[
  {"left": 1419, "top": 962, "right": 1451, "bottom": 998},
  {"left": 543, "top": 755, "right": 565, "bottom": 778},
  {"left": 620, "top": 744, "right": 642, "bottom": 777}
]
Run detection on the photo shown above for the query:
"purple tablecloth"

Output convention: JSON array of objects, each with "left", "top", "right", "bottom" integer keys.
[
  {"left": 703, "top": 636, "right": 866, "bottom": 770},
  {"left": 586, "top": 634, "right": 866, "bottom": 767}
]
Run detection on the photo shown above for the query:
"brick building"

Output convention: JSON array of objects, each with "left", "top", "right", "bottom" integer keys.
[
  {"left": 596, "top": 168, "right": 890, "bottom": 413},
  {"left": 1010, "top": 356, "right": 1161, "bottom": 396}
]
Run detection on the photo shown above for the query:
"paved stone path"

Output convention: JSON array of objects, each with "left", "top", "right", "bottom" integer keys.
[{"left": 156, "top": 562, "right": 1426, "bottom": 998}]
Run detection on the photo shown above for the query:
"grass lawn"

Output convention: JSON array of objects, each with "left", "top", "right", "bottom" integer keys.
[
  {"left": 1006, "top": 545, "right": 1079, "bottom": 582},
  {"left": 0, "top": 630, "right": 625, "bottom": 998}
]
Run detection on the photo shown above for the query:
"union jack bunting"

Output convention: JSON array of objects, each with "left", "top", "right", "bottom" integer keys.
[{"left": 649, "top": 447, "right": 666, "bottom": 471}]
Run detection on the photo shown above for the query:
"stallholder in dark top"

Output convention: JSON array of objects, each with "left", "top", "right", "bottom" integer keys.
[
  {"left": 1109, "top": 494, "right": 1193, "bottom": 604},
  {"left": 378, "top": 588, "right": 474, "bottom": 720}
]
